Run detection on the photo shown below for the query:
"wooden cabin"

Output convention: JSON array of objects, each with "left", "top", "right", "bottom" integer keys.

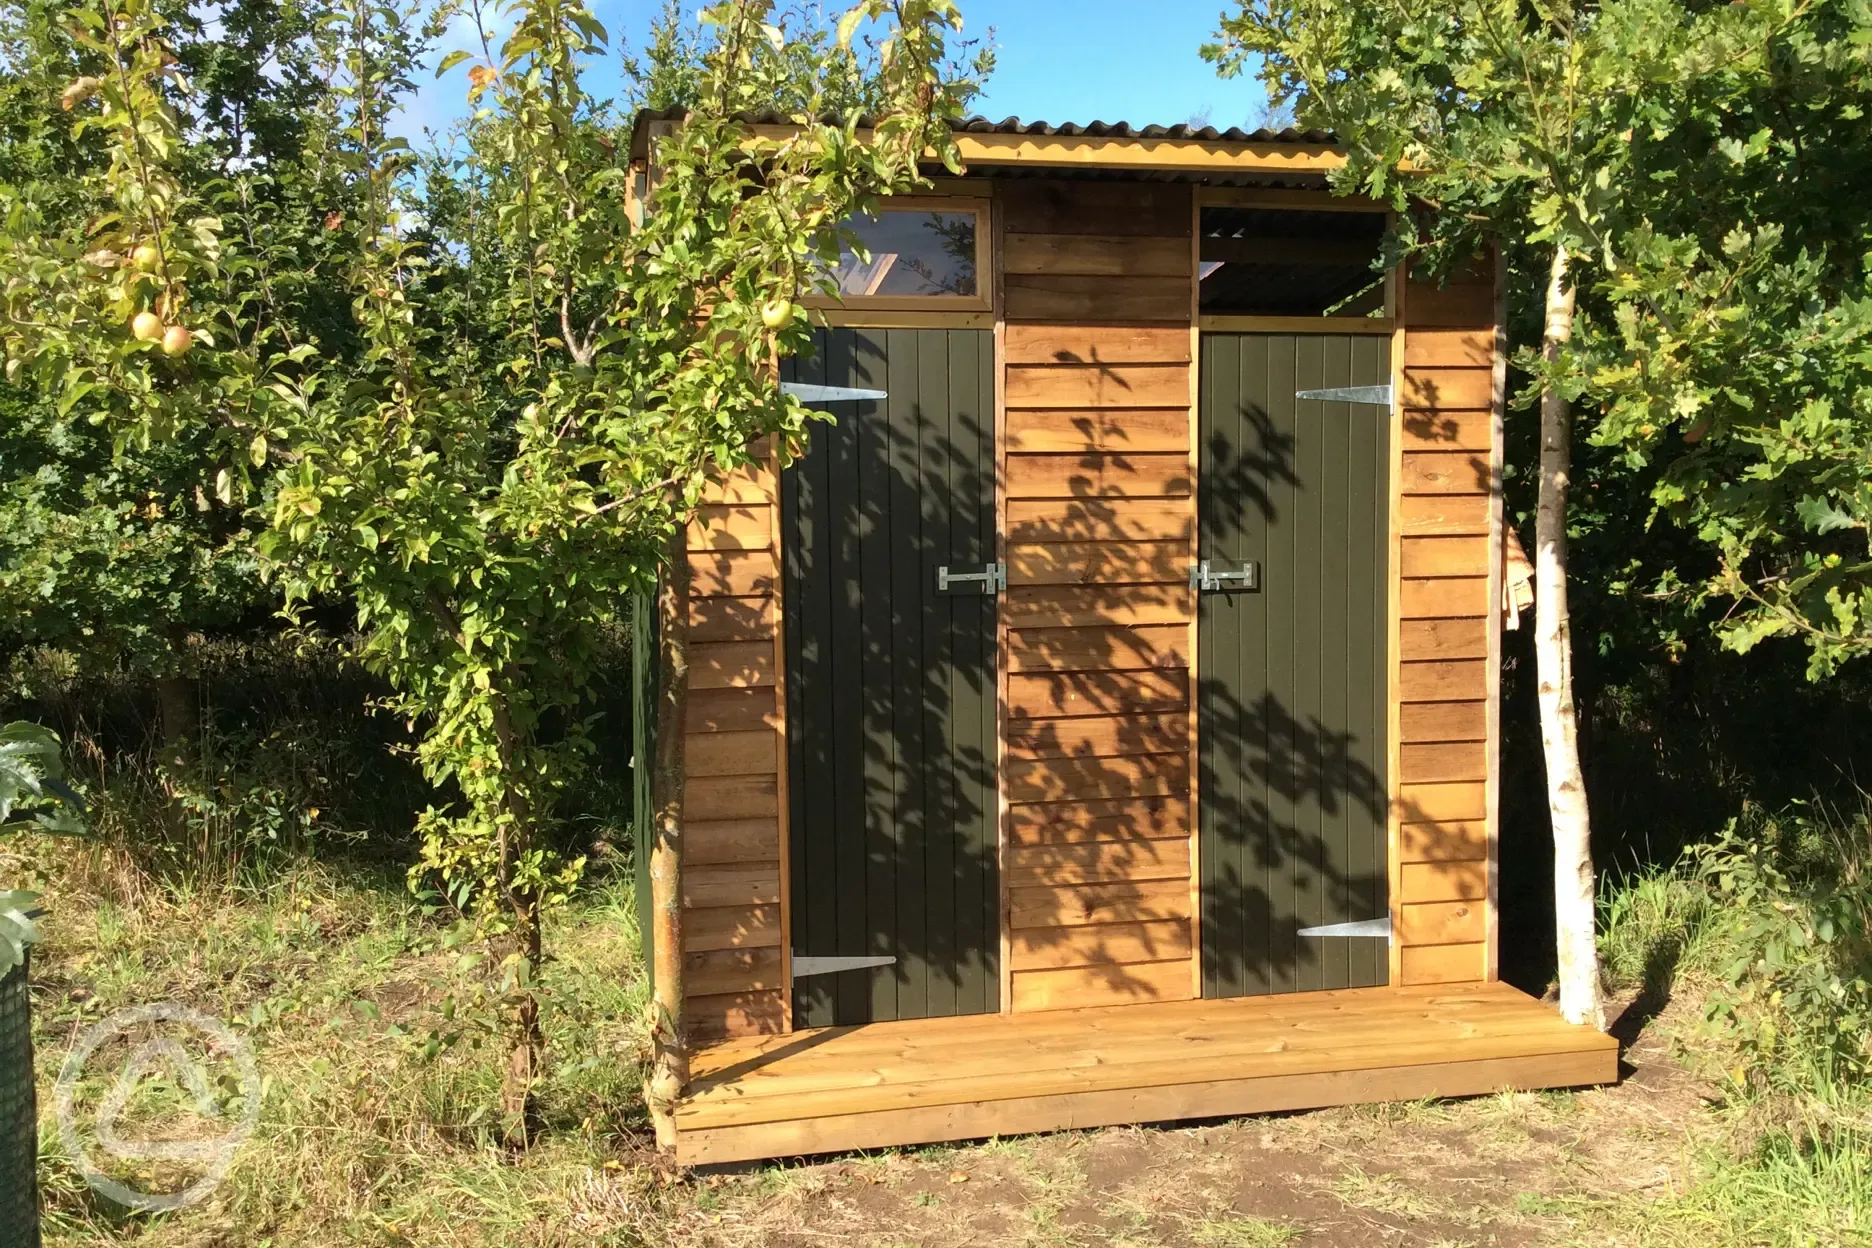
[{"left": 628, "top": 115, "right": 1617, "bottom": 1166}]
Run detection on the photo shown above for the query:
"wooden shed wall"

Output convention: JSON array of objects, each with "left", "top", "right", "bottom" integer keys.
[
  {"left": 682, "top": 447, "right": 789, "bottom": 1039},
  {"left": 667, "top": 177, "right": 1507, "bottom": 1039},
  {"left": 998, "top": 181, "right": 1201, "bottom": 1012},
  {"left": 1391, "top": 260, "right": 1502, "bottom": 986}
]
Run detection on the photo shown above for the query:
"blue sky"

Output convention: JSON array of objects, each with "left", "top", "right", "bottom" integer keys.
[{"left": 403, "top": 1, "right": 1274, "bottom": 141}]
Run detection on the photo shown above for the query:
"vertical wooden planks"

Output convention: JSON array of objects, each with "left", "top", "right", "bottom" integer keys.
[
  {"left": 1000, "top": 181, "right": 1200, "bottom": 1011},
  {"left": 1196, "top": 332, "right": 1391, "bottom": 999},
  {"left": 783, "top": 328, "right": 1001, "bottom": 1027},
  {"left": 1395, "top": 257, "right": 1498, "bottom": 986}
]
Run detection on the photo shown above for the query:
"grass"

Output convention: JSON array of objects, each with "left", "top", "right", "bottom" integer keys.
[
  {"left": 24, "top": 840, "right": 663, "bottom": 1247},
  {"left": 14, "top": 795, "right": 1872, "bottom": 1246}
]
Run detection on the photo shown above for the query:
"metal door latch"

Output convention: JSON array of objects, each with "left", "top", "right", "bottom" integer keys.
[
  {"left": 791, "top": 954, "right": 897, "bottom": 980},
  {"left": 1191, "top": 560, "right": 1260, "bottom": 592},
  {"left": 938, "top": 562, "right": 1006, "bottom": 595},
  {"left": 1298, "top": 916, "right": 1393, "bottom": 941}
]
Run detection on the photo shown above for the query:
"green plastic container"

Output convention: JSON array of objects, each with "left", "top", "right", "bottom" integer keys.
[{"left": 0, "top": 953, "right": 37, "bottom": 1248}]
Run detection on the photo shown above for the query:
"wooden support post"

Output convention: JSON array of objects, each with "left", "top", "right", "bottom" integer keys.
[{"left": 647, "top": 525, "right": 691, "bottom": 1142}]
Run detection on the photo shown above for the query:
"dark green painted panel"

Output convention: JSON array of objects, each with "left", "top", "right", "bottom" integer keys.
[
  {"left": 1198, "top": 332, "right": 1391, "bottom": 999},
  {"left": 782, "top": 329, "right": 999, "bottom": 1026}
]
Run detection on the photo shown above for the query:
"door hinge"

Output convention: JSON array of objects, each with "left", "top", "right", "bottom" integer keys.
[
  {"left": 1191, "top": 560, "right": 1260, "bottom": 593},
  {"left": 1297, "top": 916, "right": 1393, "bottom": 940},
  {"left": 1295, "top": 384, "right": 1393, "bottom": 406},
  {"left": 791, "top": 954, "right": 897, "bottom": 980},
  {"left": 938, "top": 562, "right": 1006, "bottom": 595},
  {"left": 780, "top": 382, "right": 888, "bottom": 404}
]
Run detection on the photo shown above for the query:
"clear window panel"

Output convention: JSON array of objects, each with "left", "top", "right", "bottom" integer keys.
[{"left": 835, "top": 210, "right": 978, "bottom": 298}]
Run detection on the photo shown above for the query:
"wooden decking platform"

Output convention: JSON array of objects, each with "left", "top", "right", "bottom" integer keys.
[{"left": 672, "top": 982, "right": 1620, "bottom": 1164}]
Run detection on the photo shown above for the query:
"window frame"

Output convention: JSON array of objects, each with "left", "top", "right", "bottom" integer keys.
[{"left": 806, "top": 196, "right": 994, "bottom": 314}]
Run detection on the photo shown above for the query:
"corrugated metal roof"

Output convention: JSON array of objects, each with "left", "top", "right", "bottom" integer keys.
[
  {"left": 953, "top": 116, "right": 1334, "bottom": 145},
  {"left": 629, "top": 108, "right": 1336, "bottom": 161}
]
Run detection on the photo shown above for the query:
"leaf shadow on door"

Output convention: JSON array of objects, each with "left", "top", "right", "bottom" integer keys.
[
  {"left": 1196, "top": 342, "right": 1391, "bottom": 997},
  {"left": 784, "top": 328, "right": 1002, "bottom": 1027}
]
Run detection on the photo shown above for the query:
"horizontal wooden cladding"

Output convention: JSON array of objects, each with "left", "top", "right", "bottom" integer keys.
[
  {"left": 1010, "top": 919, "right": 1191, "bottom": 970},
  {"left": 690, "top": 595, "right": 775, "bottom": 643},
  {"left": 687, "top": 732, "right": 779, "bottom": 779},
  {"left": 1401, "top": 859, "right": 1488, "bottom": 903},
  {"left": 1400, "top": 618, "right": 1489, "bottom": 662},
  {"left": 1402, "top": 452, "right": 1491, "bottom": 495},
  {"left": 1398, "top": 900, "right": 1485, "bottom": 947},
  {"left": 1008, "top": 669, "right": 1187, "bottom": 719},
  {"left": 1000, "top": 181, "right": 1194, "bottom": 239},
  {"left": 1402, "top": 410, "right": 1492, "bottom": 452},
  {"left": 1006, "top": 584, "right": 1193, "bottom": 629},
  {"left": 1400, "top": 898, "right": 1482, "bottom": 946},
  {"left": 686, "top": 773, "right": 779, "bottom": 822},
  {"left": 1400, "top": 819, "right": 1488, "bottom": 863},
  {"left": 1005, "top": 453, "right": 1192, "bottom": 500},
  {"left": 1400, "top": 700, "right": 1487, "bottom": 744},
  {"left": 1402, "top": 536, "right": 1488, "bottom": 579},
  {"left": 684, "top": 863, "right": 781, "bottom": 909},
  {"left": 1007, "top": 408, "right": 1190, "bottom": 454},
  {"left": 1400, "top": 741, "right": 1487, "bottom": 784},
  {"left": 690, "top": 550, "right": 776, "bottom": 597},
  {"left": 688, "top": 817, "right": 781, "bottom": 864},
  {"left": 1006, "top": 364, "right": 1191, "bottom": 409},
  {"left": 686, "top": 903, "right": 782, "bottom": 952},
  {"left": 1006, "top": 752, "right": 1190, "bottom": 803},
  {"left": 687, "top": 947, "right": 785, "bottom": 997},
  {"left": 1401, "top": 368, "right": 1494, "bottom": 411},
  {"left": 1400, "top": 660, "right": 1488, "bottom": 703},
  {"left": 1401, "top": 577, "right": 1489, "bottom": 620},
  {"left": 1005, "top": 275, "right": 1191, "bottom": 325},
  {"left": 699, "top": 470, "right": 776, "bottom": 507},
  {"left": 1003, "top": 233, "right": 1192, "bottom": 278},
  {"left": 687, "top": 503, "right": 772, "bottom": 551},
  {"left": 1006, "top": 837, "right": 1190, "bottom": 888},
  {"left": 1007, "top": 498, "right": 1193, "bottom": 544},
  {"left": 685, "top": 989, "right": 785, "bottom": 1041},
  {"left": 1010, "top": 959, "right": 1193, "bottom": 1012},
  {"left": 1006, "top": 711, "right": 1188, "bottom": 760},
  {"left": 689, "top": 641, "right": 775, "bottom": 690},
  {"left": 1404, "top": 328, "right": 1494, "bottom": 369},
  {"left": 1007, "top": 625, "right": 1189, "bottom": 675},
  {"left": 1008, "top": 541, "right": 1185, "bottom": 587},
  {"left": 1396, "top": 781, "right": 1487, "bottom": 824},
  {"left": 1007, "top": 796, "right": 1191, "bottom": 846},
  {"left": 1401, "top": 279, "right": 1494, "bottom": 330},
  {"left": 1005, "top": 325, "right": 1191, "bottom": 367},
  {"left": 1009, "top": 878, "right": 1191, "bottom": 928},
  {"left": 1399, "top": 942, "right": 1488, "bottom": 986},
  {"left": 686, "top": 686, "right": 779, "bottom": 733},
  {"left": 1400, "top": 494, "right": 1490, "bottom": 536}
]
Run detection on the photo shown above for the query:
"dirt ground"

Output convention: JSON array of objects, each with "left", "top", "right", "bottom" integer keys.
[{"left": 603, "top": 991, "right": 1724, "bottom": 1248}]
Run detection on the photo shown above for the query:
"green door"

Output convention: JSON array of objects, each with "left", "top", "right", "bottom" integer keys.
[
  {"left": 1198, "top": 332, "right": 1391, "bottom": 998},
  {"left": 781, "top": 328, "right": 1000, "bottom": 1026}
]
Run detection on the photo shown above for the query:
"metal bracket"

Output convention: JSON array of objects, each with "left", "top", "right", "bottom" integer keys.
[
  {"left": 938, "top": 562, "right": 1006, "bottom": 595},
  {"left": 792, "top": 955, "right": 897, "bottom": 980},
  {"left": 1297, "top": 916, "right": 1393, "bottom": 940},
  {"left": 1191, "top": 560, "right": 1260, "bottom": 593},
  {"left": 780, "top": 382, "right": 888, "bottom": 404},
  {"left": 1295, "top": 384, "right": 1393, "bottom": 406}
]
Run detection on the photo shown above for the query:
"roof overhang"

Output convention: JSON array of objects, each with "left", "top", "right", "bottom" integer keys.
[{"left": 631, "top": 111, "right": 1350, "bottom": 178}]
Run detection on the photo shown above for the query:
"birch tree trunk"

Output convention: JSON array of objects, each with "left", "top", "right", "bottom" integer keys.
[
  {"left": 1535, "top": 244, "right": 1605, "bottom": 1030},
  {"left": 646, "top": 525, "right": 691, "bottom": 1139}
]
